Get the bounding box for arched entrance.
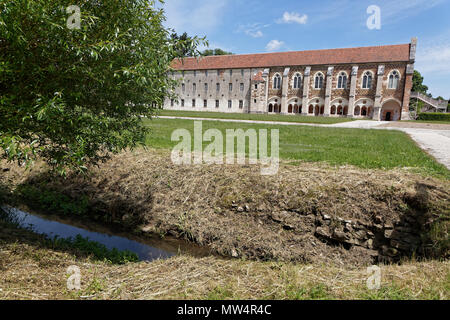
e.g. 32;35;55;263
381;100;401;121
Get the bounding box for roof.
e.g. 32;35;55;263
171;43;411;70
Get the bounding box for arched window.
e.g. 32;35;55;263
362;71;373;89
268;104;273;112
309;105;314;114
193;83;196;93
337;72;347;89
273;74;281;89
293;73;302;89
388;71;400;89
354;106;360;116
331;106;336;114
314;73;324;89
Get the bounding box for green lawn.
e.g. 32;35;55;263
143;118;450;179
156;109;356;124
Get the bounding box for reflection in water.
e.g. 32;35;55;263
2;206;175;261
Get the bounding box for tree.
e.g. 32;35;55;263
0;0;203;174
411;70;428;94
170;32;200;57
201;48;233;56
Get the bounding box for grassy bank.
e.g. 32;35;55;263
143;118;450;179
0;219;448;300
2;149;449;266
157;109;355;124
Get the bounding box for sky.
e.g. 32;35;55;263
161;0;450;100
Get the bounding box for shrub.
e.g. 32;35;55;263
417;113;450;122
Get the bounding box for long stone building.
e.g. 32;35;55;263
166;38;417;121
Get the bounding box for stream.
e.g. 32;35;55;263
1;206;210;262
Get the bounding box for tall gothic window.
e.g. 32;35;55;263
293;73;302;89
192;83;196;93
273;74;281;89
337;72;347;89
314;73;324;89
362;71;373;89
388;70;400;89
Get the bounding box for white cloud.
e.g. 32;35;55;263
236;23;267;38
277;12;308;25
163;0;228;35
266;40;284;51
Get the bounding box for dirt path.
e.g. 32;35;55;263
158;116;450;170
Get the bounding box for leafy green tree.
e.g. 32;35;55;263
411;70;428;94
201;48;233;56
170;32;201;57
0;0;203;173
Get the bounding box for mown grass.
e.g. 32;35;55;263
143;118;450;179
1;219;448;300
156;109;355;124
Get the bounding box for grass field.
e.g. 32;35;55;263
156;109;356;124
143;118;450;178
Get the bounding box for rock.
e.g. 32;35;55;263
384;229;394;239
323;214;331;220
231;248;239;258
316;226;332;238
237;206;244;212
244;205;250;212
333;230;350;241
374;215;383;224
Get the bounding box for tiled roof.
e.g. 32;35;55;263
171;43;411;70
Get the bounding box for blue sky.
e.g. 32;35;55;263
162;0;450;99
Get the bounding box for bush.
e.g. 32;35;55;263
417;113;450;122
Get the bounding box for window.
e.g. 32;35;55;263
182;71;185;77
192;99;196;107
273;74;281;89
254;99;257;103
388;70;400;89
240;83;244;92
181;99;185;107
314;73;324;89
228;100;232;108
229;83;233;92
205;70;208;76
192;83;196;93
204;100;207;108
204;83;208;91
216;83;220;92
193;70;196;77
362;71;373;89
229;69;233;76
293;73;302;89
170;99;174;107
254;84;258;90
217;70;220;76
337;72;347;89
182;83;185;93
239;100;243;109
215;100;219;108
241;69;244;76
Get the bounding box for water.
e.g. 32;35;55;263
1;206;207;262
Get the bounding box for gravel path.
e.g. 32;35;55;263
158;116;450;169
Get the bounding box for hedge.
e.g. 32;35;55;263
417;112;450;122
